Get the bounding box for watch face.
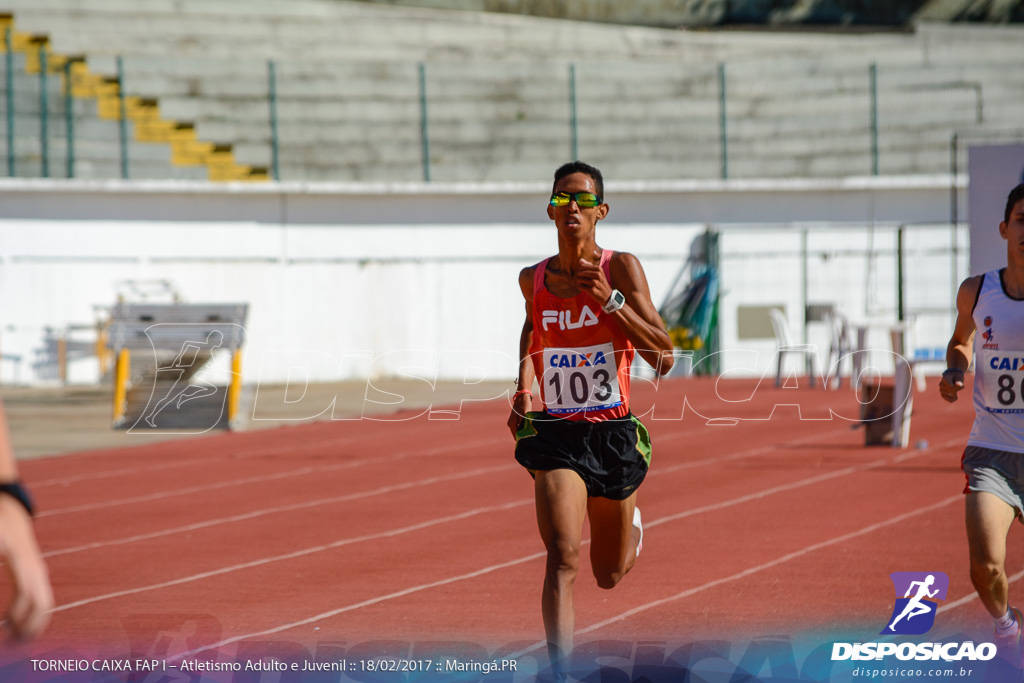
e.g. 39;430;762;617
605;290;625;312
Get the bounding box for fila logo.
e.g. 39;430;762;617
542;306;599;331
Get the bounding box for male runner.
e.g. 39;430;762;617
940;182;1024;657
506;161;675;675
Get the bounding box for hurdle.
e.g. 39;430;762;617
106;302;248;430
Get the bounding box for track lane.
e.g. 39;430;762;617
4;378;982;659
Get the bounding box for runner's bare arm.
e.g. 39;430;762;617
508;267;537;436
0;400;53;640
940;275;981;403
576;252;674;374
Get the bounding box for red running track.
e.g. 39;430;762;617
1;376;1013;666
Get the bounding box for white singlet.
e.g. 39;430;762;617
967;269;1024;454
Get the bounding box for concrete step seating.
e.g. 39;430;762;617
0;13;268;180
0;0;1023;182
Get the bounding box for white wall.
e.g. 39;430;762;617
0;175;966;386
968;143;1024;277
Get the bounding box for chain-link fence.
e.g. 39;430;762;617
713;221;969;379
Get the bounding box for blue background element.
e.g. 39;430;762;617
885;597;938;635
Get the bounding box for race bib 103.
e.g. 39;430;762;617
542;343;621;415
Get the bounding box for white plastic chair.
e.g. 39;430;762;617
823;310;852;389
768;308;818;388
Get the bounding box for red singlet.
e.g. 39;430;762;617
529;249;635;422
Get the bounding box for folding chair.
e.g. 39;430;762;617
768;308;818;388
823;310;853;389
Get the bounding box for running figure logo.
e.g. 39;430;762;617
882;572;949;635
143;330;224;427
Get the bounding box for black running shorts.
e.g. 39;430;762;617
513;411;651;500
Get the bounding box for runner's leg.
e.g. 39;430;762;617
534;469;588;671
966;491;1017;618
587;491;640;589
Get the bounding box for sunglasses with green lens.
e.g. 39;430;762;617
549;192;602;208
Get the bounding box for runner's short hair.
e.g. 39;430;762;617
553;161;604;199
1005;183;1024;224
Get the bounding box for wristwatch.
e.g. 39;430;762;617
603;289;626;314
0;481;35;516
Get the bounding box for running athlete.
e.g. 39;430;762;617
0;398;53;639
941;183;1024;658
506;161;675;676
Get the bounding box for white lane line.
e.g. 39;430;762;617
937;568;1024;615
42;423;894;560
43;463;518;558
33;458;223;488
30;432;505;488
39;421;847;557
507;493;965;659
577;495;962;635
648;437;964;528
38;466;321;517
26;397;830;491
649;425;882;478
156;435;957;657
36;436;506;518
52;499;533;613
167;549;550;662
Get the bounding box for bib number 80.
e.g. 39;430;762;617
997;374;1018;407
984;373;1024;413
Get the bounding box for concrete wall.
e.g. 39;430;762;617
0;175;966;388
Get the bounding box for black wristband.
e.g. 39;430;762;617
942;368;964;379
0;481;35;516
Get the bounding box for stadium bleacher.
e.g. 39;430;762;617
0;0;1022;182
